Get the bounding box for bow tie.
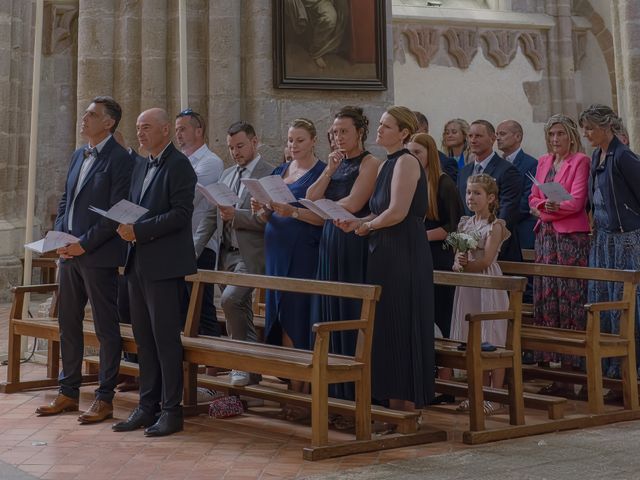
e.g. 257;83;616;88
83;147;97;159
148;157;161;168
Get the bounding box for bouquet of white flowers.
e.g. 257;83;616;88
442;231;480;253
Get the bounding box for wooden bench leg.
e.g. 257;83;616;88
507;366;525;426
621;351;639;411
6;323;21;385
585;351;605;414
354;371;372;441
47;340;60;379
467;360;485;431
183;362;198;409
311;377;329;447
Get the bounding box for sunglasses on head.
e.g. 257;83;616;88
177;108;203;129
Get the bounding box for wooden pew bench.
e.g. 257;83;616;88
499;261;640;414
431;271;527;441
180;270;448;460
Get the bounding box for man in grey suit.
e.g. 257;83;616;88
194;121;273;387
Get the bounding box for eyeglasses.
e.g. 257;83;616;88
177;108;204;130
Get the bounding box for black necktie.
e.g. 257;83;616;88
233;167;247;194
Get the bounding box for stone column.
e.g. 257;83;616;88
613;0;640;152
77;0;115;143
140;0;167;110
545;0;577;118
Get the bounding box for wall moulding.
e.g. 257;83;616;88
402;25;440;67
481;29;518;67
444;27;478;69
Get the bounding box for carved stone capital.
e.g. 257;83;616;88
444;28;478;69
402;25;440;68
481;30;518;68
573;30;588;71
519;31;545;71
393;24;406;65
43;3;79;55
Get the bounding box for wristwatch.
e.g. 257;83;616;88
292;208;300;219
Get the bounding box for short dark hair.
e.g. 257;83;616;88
92;96;122;133
227;121;256;138
471;119;495;136
176;108;206;136
413;111;429;129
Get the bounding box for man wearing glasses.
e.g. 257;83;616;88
175;109;224;338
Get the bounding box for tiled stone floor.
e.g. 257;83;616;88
1;300;637;480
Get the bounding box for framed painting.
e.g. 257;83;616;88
273;0;388;90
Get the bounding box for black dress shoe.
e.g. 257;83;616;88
429;394;456;405
112;406;156;432
144;411;184;437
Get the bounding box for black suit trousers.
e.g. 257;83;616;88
57;259;121;401
127;253;184;414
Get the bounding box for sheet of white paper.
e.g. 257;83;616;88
539;182;574;202
298;199;356;221
240;178;272;205
298;199;332;220
25;231;79;254
258;175;297;204
196;183;241;207
526;172;573;202
89;199;148;224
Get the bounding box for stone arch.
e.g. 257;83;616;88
572;0;617;106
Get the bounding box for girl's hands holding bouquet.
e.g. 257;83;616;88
453;252;468;272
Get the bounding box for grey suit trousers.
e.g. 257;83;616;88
219;248;258;343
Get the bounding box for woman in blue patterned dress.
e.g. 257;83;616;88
306;106;381;401
580;105;640;380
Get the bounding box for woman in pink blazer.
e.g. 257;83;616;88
529;114;591;396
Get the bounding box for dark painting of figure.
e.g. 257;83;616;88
275;0;386;90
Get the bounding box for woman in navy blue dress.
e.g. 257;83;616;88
306;106;381;401
339;106;435;411
254;118;325;363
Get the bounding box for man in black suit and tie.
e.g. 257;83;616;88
113;108;197;437
414;110;458;182
457;119;524;261
36;96;132;423
496;120;538;250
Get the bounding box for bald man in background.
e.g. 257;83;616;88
114;108;197;437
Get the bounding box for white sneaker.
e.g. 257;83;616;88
196;387;223;403
229;370;251;387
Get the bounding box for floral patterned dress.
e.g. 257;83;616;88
533;165;590;367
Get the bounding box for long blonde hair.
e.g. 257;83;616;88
467;173;499;223
409;133;441;221
543;114;583;155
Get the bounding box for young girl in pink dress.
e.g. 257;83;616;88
450;173;511;414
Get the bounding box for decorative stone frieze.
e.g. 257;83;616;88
402;25;440;68
43;3;78;55
444;27;478;69
481;29;519;67
519;31;545;71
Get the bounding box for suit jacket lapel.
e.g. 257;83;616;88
482;153;500;177
555;155;573;183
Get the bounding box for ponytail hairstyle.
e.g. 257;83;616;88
468;173;500;223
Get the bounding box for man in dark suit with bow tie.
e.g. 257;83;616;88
36;96;132;423
114;108;197;437
457;119;524;261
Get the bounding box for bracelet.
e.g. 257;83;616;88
323;169;333;179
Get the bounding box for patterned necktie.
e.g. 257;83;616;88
474;163;483;175
232;167;247;194
83;147;97;159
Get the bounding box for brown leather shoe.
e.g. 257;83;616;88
35;393;79;416
77;398;113;424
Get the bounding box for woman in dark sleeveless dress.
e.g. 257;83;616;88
306;106;381;401
339;106;436;411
